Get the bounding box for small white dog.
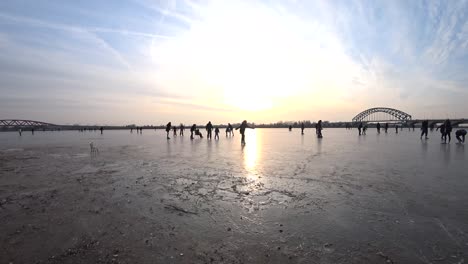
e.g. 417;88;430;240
90;142;99;154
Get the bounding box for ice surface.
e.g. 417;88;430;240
0;128;467;263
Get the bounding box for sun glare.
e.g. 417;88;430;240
150;1;366;116
242;129;260;180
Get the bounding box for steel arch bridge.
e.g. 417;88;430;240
352;107;412;122
0;119;57;127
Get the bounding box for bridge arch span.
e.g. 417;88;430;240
352;107;412;122
0;119;57;127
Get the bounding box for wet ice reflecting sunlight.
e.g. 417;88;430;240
242;129;260;181
1;128;468;262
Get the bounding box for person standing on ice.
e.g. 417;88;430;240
301;122;305;135
214;127;220;140
376;122;381;134
235;120;254;144
206;121;213;140
228;123;234;137
444;119;452;143
190;124;196;140
179;124;184;136
420;120;429;140
316;120;323;138
165;122;172;139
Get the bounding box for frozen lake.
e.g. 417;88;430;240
0;128;467;263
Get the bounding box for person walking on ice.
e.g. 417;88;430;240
235;120;254;144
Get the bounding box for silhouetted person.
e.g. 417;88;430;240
384;123;389;133
190;124;196;140
195;129;203;138
18;128;22;136
376;122;381;134
226;123;234;137
31;128;34;135
235;120;254;144
316;120;323;138
100;127;103;134
166;122;172;139
228;123;234;137
173;126;177;136
289;125;292;131
214;127;220;140
206;121;213;140
444;119;452;143
301;123;305;135
437;123;445;142
179;124;184;136
412;123;415;131
456;129;466;143
395;125;398;134
358;122;363;135
363;125;367;135
420;120;429;139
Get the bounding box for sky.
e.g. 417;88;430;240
0;0;467;125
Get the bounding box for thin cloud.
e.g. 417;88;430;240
0;1;467;123
89;27;172;39
0;13;132;69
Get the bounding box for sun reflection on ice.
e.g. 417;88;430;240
242;129;261;181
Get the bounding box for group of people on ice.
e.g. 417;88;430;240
163;119;465;144
434;119;466;144
165;120;254;144
355;119;466;144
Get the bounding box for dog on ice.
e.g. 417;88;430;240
89;142;99;154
